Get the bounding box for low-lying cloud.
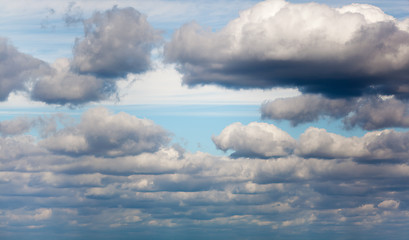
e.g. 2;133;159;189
2;110;409;239
40;107;170;157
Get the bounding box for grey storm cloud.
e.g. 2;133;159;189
262;94;409;130
72;6;161;78
40;107;170;157
165;0;409;98
0;38;47;101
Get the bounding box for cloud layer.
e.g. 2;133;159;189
262;94;409;130
2;110;409;239
165;0;409;98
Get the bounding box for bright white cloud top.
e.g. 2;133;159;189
1;1;409;240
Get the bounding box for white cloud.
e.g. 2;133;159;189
212;122;296;158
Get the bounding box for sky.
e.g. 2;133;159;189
1;0;409;239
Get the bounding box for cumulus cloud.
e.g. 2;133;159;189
31;58;114;105
165;0;409;98
2;114;409;239
72;6;160;78
214;122;409;162
212;122;296;158
0;117;34;136
0;38;47;101
296;127;409;161
262;94;409;130
261;94;357;126
40;107;170;157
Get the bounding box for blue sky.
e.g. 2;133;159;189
1;0;409;239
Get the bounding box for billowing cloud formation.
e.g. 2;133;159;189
0;38;46;101
262;94;409;130
165;0;409;98
212;122;296;158
214;121;409;162
72;6;160;78
40;107;169;157
2;112;409;239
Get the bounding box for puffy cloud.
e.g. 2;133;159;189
214;122;409;162
32;7;160;105
212;122;296;158
165;0;409;98
261;94;357;126
31;58;114;105
378;199;400;209
72;7;160;78
0;117;34;136
296;126;409;162
262;94;409;130
40;107;170;157
0;38;46;101
1;118;409;239
343;96;409;130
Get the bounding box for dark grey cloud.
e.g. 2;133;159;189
262;94;409;130
72;6;161;78
165;0;409;99
0;38;47;101
40;107;170;157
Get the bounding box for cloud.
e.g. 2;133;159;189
0;117;34;136
214;122;409;162
296;127;409;162
165;0;409;98
212;122;296;158
343;96;409;130
31;58;114;105
72;6;161;78
0;38;47;101
261;94;357;126
40;107;170;157
378;199;400;209
262;94;409;130
2;115;409;239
